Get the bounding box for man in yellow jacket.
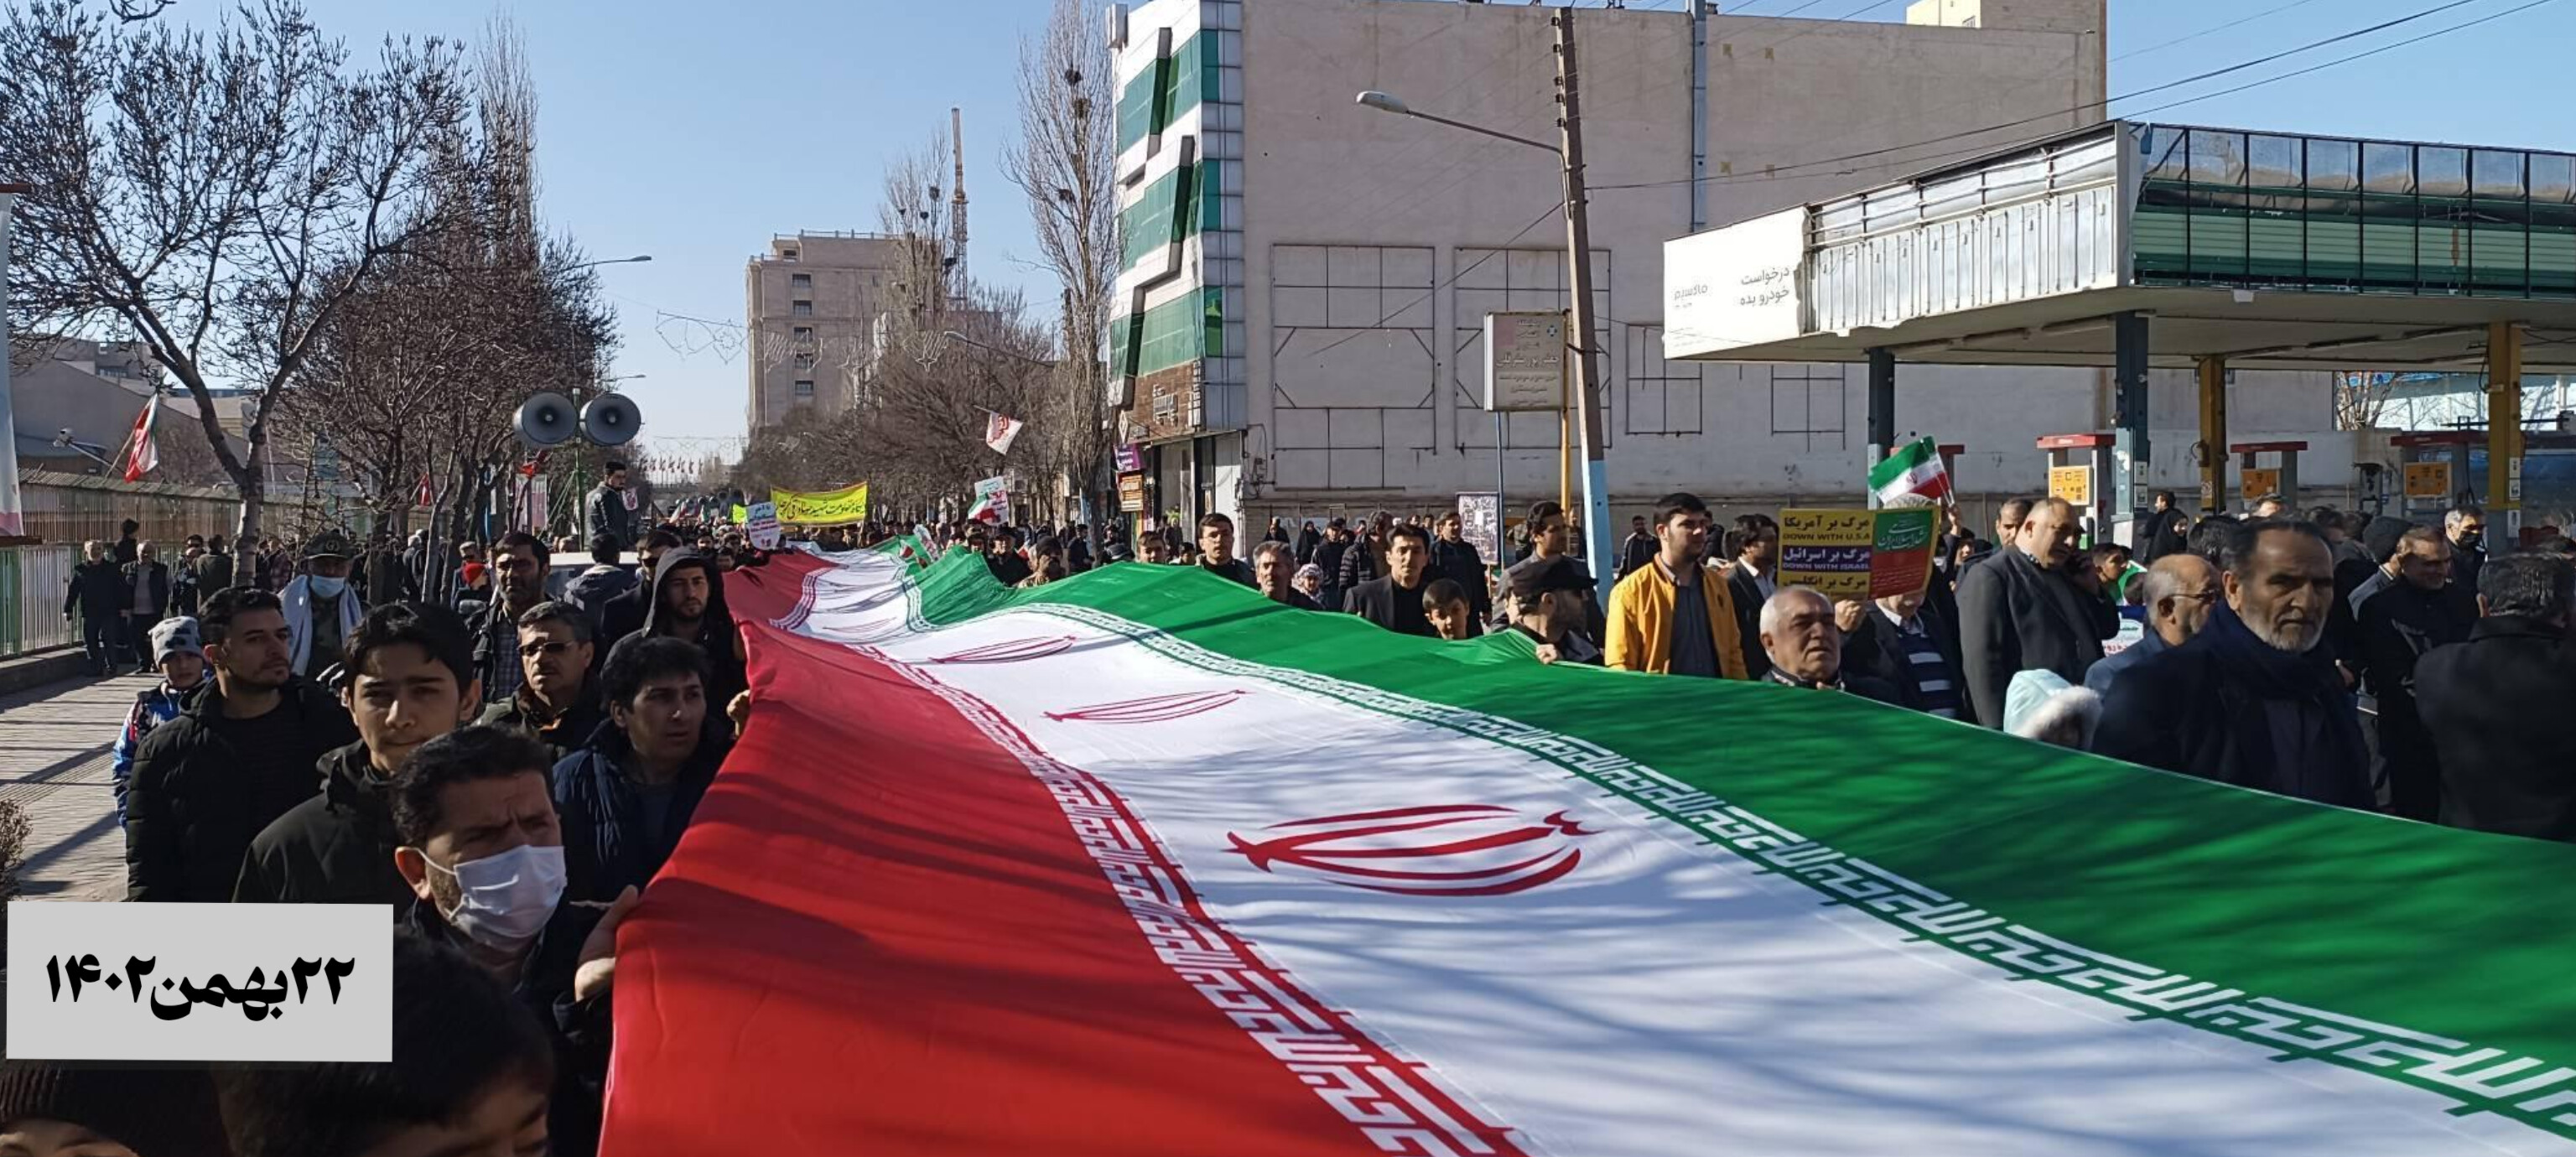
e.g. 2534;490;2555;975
1607;492;1749;678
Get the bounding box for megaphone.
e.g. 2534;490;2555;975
517;392;577;447
580;394;642;447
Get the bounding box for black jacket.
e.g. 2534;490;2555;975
1337;537;1382;591
553;719;730;903
232;741;414;911
1619;532;1656;578
1198;557;1256;588
1955;548;2115;729
192;550;236;597
121;560;170;615
1726;567;1772;679
126;678;360;902
1430;537;1491;620
2418;616;2576;842
1841;602;1971;723
585;483;634;552
2356;580;2472;816
407;895;611;1156
64;559;124;621
626;550;748;708
1344;574;1437;638
480;686;609;763
2095;604;2373;809
1313;537;1352;589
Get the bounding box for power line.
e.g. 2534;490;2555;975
1595;0;2530;193
2111;0;2329;63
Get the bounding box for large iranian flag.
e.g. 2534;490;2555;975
604;545;2576;1156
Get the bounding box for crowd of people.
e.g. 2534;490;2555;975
23;474;2576;1154
954;492;2576;844
35;458;790;1154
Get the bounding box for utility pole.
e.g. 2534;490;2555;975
1555;9;1615;607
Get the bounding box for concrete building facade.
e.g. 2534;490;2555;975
745;232;908;433
1106;0;2345;535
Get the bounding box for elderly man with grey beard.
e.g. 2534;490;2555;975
2094;519;2372;809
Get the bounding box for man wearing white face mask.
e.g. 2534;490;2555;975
393;725;634;1157
279;530;365;682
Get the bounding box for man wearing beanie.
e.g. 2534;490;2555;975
110;617;209;832
0;1061;228;1156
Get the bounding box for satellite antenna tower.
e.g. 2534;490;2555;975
949;106;969;309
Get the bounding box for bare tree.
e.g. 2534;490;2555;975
1004;0;1118;538
0;0;471;540
2334;371;2397;431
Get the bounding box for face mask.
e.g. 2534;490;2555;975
424;843;566;952
307;575;347;599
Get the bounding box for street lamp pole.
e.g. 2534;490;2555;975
1355;11;1616;606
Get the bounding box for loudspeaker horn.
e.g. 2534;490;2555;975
580;393;642;447
517;392;577;447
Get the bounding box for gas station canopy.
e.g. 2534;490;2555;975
1665;121;2576;372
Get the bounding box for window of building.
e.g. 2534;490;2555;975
792;325;814;343
792;300;813;318
791;272;812;292
782;248;799;262
793;379;816;399
793;351;816;371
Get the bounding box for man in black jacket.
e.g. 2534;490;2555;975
480;601;607;759
121;540;172;676
1618;515;1656;580
1724;514;1781;679
1758;588;1902;703
1254;542;1319;610
1194;513;1256;587
234;603;481;908
126;588;359;901
585;459;636;553
1840;578;1967;721
554;636;731;902
1312;518;1353;610
595;527;682;646
394;726;626;1155
2096;520;2372;808
1955;496;2116;729
1430;509;1491;623
2418;553;2576;841
64;539;123;676
1346;524;1438;638
2355;525;2471;820
621;549;748;710
2446;505;2488;603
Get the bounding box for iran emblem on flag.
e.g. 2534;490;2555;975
1868;437;1950;506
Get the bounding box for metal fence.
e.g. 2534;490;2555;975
0;543;76;659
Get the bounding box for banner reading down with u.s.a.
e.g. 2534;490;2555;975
767;481;867;525
603;542;2576;1156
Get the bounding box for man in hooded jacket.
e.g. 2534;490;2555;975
619;548;748;709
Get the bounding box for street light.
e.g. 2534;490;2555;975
1356;79;1614;607
571;255;652;271
1355;91;1557;155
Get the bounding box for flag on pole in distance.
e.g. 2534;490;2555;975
119;394;160;482
984;411;1025;456
1868;436;1950;506
605;547;2576;1156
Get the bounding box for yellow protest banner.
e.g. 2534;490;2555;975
771;481;870;525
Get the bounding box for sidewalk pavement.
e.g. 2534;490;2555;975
0;669;153;902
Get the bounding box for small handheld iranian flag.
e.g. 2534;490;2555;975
1868;437;1950;506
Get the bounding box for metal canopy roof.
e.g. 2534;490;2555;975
1662;121;2576;372
1711;285;2576;371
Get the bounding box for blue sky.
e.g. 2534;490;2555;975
245;0;2576;452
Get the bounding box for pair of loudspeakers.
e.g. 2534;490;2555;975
517;392;641;447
